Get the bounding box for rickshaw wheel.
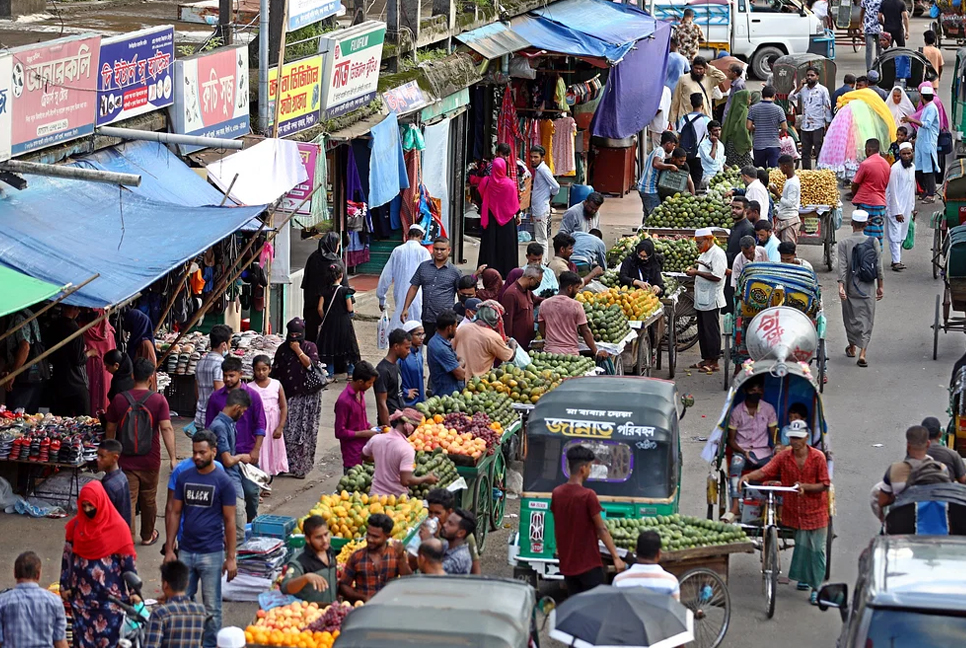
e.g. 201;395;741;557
489;447;507;532
825;517;835;580
817;339;827;393
473;472;491;552
675;292;700;352
933;226;943;280
934;293;942;361
679;567;731;648
636;332;652;377
764;526;779;619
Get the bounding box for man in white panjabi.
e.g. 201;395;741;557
377;223;432;332
884;142;916;272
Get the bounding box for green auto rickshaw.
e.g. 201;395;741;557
508;376;689;586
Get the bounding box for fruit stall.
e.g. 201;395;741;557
245;600;359;648
575;286;664;376
768;168;842;271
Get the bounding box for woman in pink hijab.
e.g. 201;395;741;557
910;81;949;132
477;156;521;279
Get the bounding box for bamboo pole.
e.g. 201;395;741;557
219;173;240;207
0;295;139;389
0;274;99;344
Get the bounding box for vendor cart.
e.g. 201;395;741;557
657;284;688;378
455;419;522;551
931;0;966;49
829;0;862;53
622;305;665;377
797;204;841;271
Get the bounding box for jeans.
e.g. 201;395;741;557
241;472;259;522
729;451;771;499
865;33;882;71
182;549;223;648
126;468;160;542
753;147;780;169
640;191;661;223
800;128;825;170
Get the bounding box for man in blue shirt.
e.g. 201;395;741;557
572;230;607;273
165;430;238;648
0;552;68;648
664;36;690;92
164;457;225;555
427;310;465;398
207;389;252;545
755;220;782;261
97;438;131;525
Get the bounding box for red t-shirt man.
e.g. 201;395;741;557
550;446;625;593
851;152;891;207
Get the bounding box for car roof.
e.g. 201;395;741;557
868;535;966;612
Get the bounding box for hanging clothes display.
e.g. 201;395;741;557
422;118;452;233
552;116;577;177
346;147;370;267
539;120;556;174
497;90;523;166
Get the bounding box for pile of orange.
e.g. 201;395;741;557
409;416;488;458
244;626;339;648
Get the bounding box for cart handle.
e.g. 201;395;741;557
743;483;801;493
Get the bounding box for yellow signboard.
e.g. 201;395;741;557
268;55;322;137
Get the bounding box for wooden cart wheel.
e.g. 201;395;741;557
934;225;943;280
679;567;731;648
637;330;652;377
489;447;507;532
718;470;729;520
472;471;491;552
824;214;835;271
825;516;835;581
613;352;625;376
934;293;941;360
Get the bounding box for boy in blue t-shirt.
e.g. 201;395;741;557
778;402;813;448
165;430;238;648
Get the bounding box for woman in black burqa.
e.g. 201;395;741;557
301;232;350;342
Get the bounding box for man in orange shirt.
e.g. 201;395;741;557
453;301;516;377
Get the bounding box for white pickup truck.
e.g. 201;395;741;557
653;0;827;80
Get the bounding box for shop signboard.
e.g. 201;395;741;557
0;54;12;161
381;81;430;115
96;26;175;126
279;142;320;214
10;34;101;156
288;0;343;30
268;55;322;137
171;44;250;154
420;88;469;122
318;21;385;119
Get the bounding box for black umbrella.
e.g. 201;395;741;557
549;585;694;648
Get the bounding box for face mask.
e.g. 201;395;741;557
746;393;761;405
84;508;97;519
458;294;469;304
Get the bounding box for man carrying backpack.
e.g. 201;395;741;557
876;425;951;517
105;358;177;546
836;209;884;368
676;92;711;191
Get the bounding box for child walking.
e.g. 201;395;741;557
316;263;361;383
251;354;288;479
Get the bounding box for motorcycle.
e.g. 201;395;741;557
107;571;150;648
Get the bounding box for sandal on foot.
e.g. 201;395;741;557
809;591;819;605
688;362;709;370
796;582;811;591
857;358;868;367
142;529;160;546
845;346;856;358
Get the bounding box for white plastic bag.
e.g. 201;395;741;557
377;311;390;350
510;342;531;368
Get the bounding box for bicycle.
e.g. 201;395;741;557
742;483;801;619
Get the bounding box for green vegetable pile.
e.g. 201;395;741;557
411;450;459;498
337;463;375;494
653;237;700;273
530;352;596;376
709;165;743;192
606;514;749;553
415;391;517;427
582;302;631;343
647;193;731;229
600;268;620;288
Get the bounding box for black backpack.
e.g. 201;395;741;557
850;236;879;284
118;391;155;456
679;114;702;157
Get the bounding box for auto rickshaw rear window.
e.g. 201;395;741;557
561;440;633;483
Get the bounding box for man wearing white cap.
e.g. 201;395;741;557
740;420;829;605
836;209;884;367
902;85;941;203
377;223;431;332
885;142;916;271
686;229;727;372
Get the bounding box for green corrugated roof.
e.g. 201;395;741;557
0;266;65;317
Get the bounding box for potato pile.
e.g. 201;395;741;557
768;168;839;207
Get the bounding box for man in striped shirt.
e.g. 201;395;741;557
638;131;679;224
612;530;680;599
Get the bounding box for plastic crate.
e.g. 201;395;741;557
251;515;296;539
656;169;690;195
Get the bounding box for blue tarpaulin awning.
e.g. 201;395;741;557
0;167;266;308
455;22;531;59
509;15;633;62
531;0;658;46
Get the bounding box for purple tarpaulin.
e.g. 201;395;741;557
591;22;672;139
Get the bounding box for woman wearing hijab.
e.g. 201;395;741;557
60;481;138;648
121;310;155;365
477;157;521;279
476;268;504;302
271;318;324;479
618;239;665;295
83;311;116;414
301;233;349;342
722;89;754;168
887;86;915;127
